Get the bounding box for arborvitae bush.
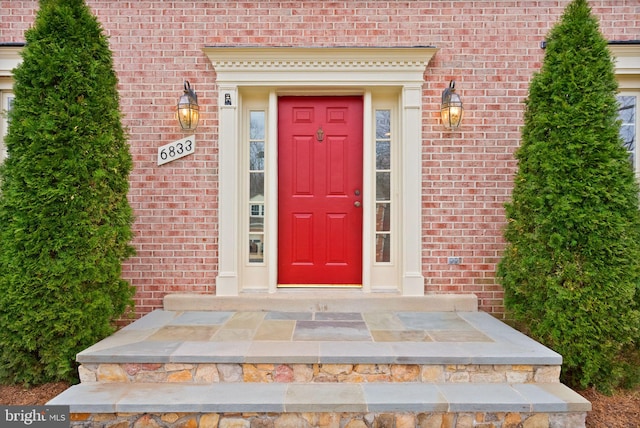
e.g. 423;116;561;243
0;0;135;385
498;0;640;393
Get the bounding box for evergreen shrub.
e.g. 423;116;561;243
0;0;135;385
498;0;640;393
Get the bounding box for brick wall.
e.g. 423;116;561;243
2;1;638;319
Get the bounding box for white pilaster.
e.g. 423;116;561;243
401;85;425;296
215;86;239;296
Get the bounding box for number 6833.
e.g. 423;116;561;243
160;139;193;160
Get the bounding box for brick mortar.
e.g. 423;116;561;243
81;363;561;384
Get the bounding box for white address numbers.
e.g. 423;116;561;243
157;135;195;166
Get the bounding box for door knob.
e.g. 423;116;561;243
354;201;361;207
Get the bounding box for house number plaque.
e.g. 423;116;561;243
158;135;195;165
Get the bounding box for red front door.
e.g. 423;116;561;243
278;96;363;285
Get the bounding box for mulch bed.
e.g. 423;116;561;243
0;382;70;406
579;387;640;428
0;382;638;427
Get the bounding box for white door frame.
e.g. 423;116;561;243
204;47;437;296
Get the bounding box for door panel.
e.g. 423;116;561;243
291;214;313;263
278;96;363;285
293;136;314;194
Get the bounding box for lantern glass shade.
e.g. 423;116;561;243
178;81;199;130
441;83;463;129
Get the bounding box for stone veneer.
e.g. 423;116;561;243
80;363;561;385
69;411;586;428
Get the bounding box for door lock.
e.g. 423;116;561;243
354;201;361;207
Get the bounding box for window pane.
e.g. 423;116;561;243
617;95;636;164
376;172;391;201
618;96;636;123
376;110;390;139
250;172;264;199
376;234;391;263
376;203;391;232
249;233;264;263
621;124;636;155
250;141;265;170
250;111;265;139
376;141;390;170
250;209;264;232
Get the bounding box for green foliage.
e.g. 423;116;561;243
498;0;640;394
0;0;135;385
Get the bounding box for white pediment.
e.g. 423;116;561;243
203;46;438;86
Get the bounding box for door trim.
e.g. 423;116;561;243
204;47;437;296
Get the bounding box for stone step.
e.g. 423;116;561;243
48;382;590;427
73;309;565;386
163;293;478;313
75;310;562;367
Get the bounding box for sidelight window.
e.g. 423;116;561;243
375;109;392;263
248;110;266;263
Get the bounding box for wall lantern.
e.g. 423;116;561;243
177;80;199;131
440;80;463;129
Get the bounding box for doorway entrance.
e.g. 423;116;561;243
205;46;435;296
277;96;363;286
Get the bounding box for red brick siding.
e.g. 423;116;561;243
2;1;638;319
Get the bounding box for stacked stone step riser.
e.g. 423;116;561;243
79;362;562;385
69;411;586;428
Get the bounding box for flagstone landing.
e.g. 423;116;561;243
49;293;591;427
